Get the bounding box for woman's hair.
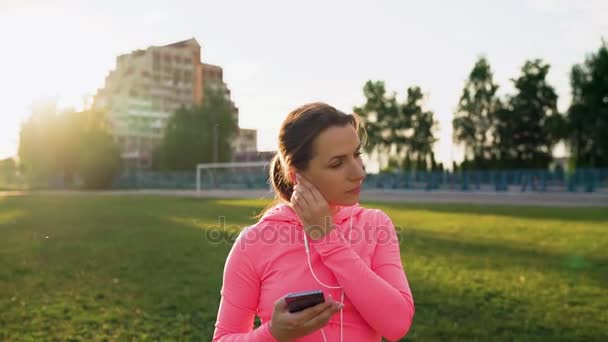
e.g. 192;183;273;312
258;102;366;218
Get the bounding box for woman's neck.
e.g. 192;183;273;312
329;205;341;216
284;201;341;216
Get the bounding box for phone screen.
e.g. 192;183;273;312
285;290;325;313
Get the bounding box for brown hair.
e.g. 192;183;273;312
258;102;366;218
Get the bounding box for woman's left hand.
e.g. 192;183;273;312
290;173;334;240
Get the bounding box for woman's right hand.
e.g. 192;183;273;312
269;295;343;342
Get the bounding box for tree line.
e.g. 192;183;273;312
6;42;607;189
12;88;235;189
355;41;608;172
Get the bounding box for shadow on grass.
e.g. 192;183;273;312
365;201;608;223
398;226;608;288
406;276;606;342
1;195;606;341
197;196;608;223
0;195;248;340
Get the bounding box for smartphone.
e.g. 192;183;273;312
285;290;325;313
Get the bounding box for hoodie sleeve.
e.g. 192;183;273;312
212;229;279;342
308;210;415;341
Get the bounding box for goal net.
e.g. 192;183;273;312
195;161;271;192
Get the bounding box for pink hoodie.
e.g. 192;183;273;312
212;203;414;341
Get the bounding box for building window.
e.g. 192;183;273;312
153;52;160;70
173;70;181;85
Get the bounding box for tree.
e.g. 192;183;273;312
0;158;17;187
18;101;61;184
355;81;438;171
453;57;501;169
567;41;608;167
76;109;122;189
353;81;397;169
402;87;438;171
495;59;565;169
156;87;237;170
18;104;121;189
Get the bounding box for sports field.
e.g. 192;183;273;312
1;194;606;341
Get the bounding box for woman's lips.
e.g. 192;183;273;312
346;186;361;194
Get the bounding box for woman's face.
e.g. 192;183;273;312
297;124;366;207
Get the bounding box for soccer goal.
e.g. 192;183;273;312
195;161;270;192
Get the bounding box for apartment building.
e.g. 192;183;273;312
93;38;252;168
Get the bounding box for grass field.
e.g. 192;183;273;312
1;194;607;341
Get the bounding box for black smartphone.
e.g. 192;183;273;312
285;290;325;313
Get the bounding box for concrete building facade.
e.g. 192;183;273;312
93;38;254;168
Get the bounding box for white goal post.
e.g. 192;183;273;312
196;161;270;192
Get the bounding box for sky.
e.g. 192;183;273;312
1;0;607;170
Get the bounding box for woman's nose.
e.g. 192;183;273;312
350;161;366;181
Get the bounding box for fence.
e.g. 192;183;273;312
108;168;608;193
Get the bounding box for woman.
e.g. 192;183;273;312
212;103;414;341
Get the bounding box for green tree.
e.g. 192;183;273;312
495;59;565;169
0;158;18;187
18;102;83;186
402;87;438;171
453;57;500;169
567;41;608;167
18;104;121;189
353;81;395;168
55;110;83;185
355;81;438;171
76;109;122;189
156;88;237;170
18;101;60;184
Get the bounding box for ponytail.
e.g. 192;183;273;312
270;153;294;202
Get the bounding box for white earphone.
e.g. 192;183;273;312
302;206;354;342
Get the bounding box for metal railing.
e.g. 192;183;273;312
3;168;606;192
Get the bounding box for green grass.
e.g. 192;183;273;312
0;195;606;341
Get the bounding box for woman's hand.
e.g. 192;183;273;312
269;294;343;342
290;173;334;240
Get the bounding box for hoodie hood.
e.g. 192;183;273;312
260;202;365;227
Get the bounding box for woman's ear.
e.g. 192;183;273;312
291;172;297;184
288;169;297;184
